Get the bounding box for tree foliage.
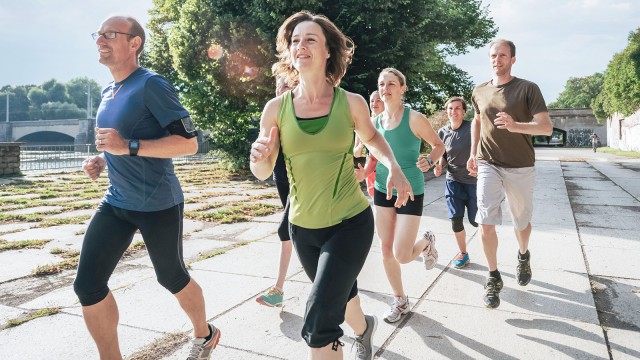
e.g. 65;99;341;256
144;0;496;168
0;78;101;121
548;73;603;109
593;27;640;121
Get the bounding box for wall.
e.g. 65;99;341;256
549;108;606;147
0;143;21;176
607;111;640;152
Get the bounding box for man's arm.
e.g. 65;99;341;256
494;111;553;136
466;113;481;175
95;128;198;158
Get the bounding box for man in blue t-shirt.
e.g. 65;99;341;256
434;97;478;269
73;15;220;360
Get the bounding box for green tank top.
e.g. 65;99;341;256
374;106;424;195
278;88;369;229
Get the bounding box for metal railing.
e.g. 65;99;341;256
19;142;215;171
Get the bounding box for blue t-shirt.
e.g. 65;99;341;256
96;67;189;211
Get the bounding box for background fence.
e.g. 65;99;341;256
19;142;215;171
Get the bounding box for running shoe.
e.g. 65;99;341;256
188;323;221;360
453;252;470;268
383;295;410;323
256;286;284;307
422;231;438;270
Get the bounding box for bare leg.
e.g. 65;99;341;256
480;224;499;271
454;230;467;253
309;344;343;359
82;291;122;360
174;278;209;338
275;240;293;290
514;223;531;255
345;294;366;336
376;207;404;297
391;215;424;264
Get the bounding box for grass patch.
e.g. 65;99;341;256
50;248;81;258
122;241;146;257
195;241;249;262
3;307;60;329
38;215;92;228
0;213;44;223
0;239;51;252
185;203;277;223
249;193;279;200
32;256;80;276
598;147;640;158
126;332;189;360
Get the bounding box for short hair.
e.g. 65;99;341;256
125;16;146;57
445;96;467;112
379;67;407;87
489;39;516;57
272;11;354;87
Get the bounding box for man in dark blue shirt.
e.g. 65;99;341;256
73;15;220;360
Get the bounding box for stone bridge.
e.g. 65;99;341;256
0;118;95;145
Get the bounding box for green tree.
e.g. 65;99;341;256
46;82;69;104
28;87;48;107
0;86;31;121
549;73;604;109
40;102;86;119
145;0;496;168
593;28;640;121
66;77;102;115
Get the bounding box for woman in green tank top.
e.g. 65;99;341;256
249;11;412;360
364;68;445;324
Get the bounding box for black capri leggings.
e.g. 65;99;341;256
73;202;190;306
290;207;374;348
275;180;290;241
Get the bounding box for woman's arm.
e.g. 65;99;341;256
347;92;412;206
250;98;281;181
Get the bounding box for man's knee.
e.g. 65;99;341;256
451;217;465;233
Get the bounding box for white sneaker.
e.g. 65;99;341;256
383;295;410;323
422;231;438;270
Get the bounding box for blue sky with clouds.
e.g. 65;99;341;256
1;0;639;102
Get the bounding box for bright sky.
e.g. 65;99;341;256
1;0;639;102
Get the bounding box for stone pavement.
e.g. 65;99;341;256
1;148;639;359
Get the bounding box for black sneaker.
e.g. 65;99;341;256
483;276;503;309
516;251;532;286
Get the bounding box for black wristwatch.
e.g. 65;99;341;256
129;139;140;156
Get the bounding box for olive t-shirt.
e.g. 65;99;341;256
471;77;548;168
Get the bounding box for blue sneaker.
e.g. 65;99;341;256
453;252;470;268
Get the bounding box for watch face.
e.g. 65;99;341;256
131;140;139;149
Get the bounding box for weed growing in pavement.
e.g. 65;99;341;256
3;307;60;329
0;239;51;252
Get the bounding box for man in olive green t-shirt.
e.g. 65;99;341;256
466;39;553;309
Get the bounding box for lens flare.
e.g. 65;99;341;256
207;44;224;60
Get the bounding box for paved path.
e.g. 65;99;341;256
1;148;639;359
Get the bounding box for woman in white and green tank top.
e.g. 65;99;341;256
249;11;412;360
369;68;445;324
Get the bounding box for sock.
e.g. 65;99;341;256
489;269;501;281
518;250;530;260
203;324;213;341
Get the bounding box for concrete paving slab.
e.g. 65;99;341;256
380;300;609;360
70;269;276;334
122;238;234;268
0;250;61;282
46;208;94;218
0;304;24;325
0;223;32;234
607;328;640;360
3;205;64;215
426;264;598;324
0;312;161;360
188;221;277;243
579;227;640;250
584;246;640;279
190;240;304;280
